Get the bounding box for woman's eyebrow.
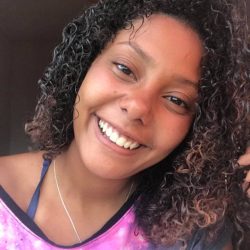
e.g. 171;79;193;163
171;75;199;90
115;41;199;89
116;41;156;65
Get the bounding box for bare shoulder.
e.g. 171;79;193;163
0;151;44;210
0;151;44;185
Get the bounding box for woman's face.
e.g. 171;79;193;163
72;14;203;180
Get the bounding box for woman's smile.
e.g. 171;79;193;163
98;117;141;150
94;114;147;156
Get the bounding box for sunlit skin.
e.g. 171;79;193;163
68;14;203;181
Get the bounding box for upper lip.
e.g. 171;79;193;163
97;115;148;148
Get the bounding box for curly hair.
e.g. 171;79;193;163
25;0;250;248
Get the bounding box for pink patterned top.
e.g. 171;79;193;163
0;158;232;250
0;186;232;250
0;190;151;250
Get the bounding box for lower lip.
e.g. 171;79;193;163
94;116;140;156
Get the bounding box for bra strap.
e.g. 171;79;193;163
26;159;51;219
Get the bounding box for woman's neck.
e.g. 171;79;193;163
55;141;134;206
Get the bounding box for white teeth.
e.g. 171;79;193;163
98;119;140;150
124;141;132;149
110;131;119;142
99;120;104;128
130;142;140;150
106;127;112;137
116;136;126;147
103;123;108;132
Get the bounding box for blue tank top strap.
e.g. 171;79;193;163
26;159;51;219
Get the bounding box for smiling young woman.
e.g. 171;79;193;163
71;15;202;180
0;0;249;249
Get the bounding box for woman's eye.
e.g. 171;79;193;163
116;63;133;75
113;62;136;81
163;94;195;115
167;96;187;108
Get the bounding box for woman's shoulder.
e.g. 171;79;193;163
0;151;44;210
0;151;44;184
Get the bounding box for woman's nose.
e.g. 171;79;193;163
119;91;153;125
